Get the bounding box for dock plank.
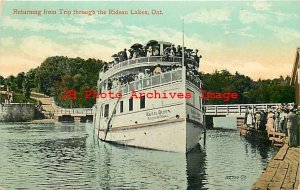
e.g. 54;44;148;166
281;164;297;189
274;144;289;160
252;146;300;190
268;160;280;168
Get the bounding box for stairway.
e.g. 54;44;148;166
30;92;55;119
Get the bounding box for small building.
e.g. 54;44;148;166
291;47;300;106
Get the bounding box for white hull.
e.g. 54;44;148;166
95;119;203;153
93;67;204;153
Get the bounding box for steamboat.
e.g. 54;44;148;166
93;40;204;153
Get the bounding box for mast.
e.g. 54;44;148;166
182;19;185;67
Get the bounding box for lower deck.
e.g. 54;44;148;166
95;117;203;153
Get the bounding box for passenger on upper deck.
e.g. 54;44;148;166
103;63;108;72
112;78;120;88
184;47;191;58
107;79;112;90
141;47;147;57
117;51;124;62
193;49;200;66
128;49;134;59
176;45;182;57
153;46;160;56
145;69;151;78
102;41;202;80
163;47;171;55
123;49;128;60
137;69;145;80
133;51;139;58
153;64;162;75
171;44;176;56
147;48;152;57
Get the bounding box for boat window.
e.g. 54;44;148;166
199;96;202;109
187;89;194;105
129;98;133;111
104;104;109;117
120;101;124;113
140;96;145;109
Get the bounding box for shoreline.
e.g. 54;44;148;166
25;118;55;124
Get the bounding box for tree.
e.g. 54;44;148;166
22;77;31;100
0;75;4;85
200;69;295;104
5;75;17;92
16;72;25;90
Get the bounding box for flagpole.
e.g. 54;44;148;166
182;19;185;67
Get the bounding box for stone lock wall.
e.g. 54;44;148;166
0;103;35;122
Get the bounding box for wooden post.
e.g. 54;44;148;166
203;100;206;146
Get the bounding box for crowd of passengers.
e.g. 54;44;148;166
244;103;299;147
99;41;202;91
102;42;201;73
102;64;179;90
100;63;201;91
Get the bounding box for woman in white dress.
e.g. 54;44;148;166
246;107;254;128
266;109;275;133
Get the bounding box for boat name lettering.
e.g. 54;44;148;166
146;109;171;120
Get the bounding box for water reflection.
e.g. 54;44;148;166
243;136;275;163
186;145;208;190
0;123;276;190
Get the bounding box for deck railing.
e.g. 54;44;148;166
101;56;197;80
204;103;293;116
53;108;93;115
53;103;293;117
105;68;183;95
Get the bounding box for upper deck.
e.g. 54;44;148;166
100;56;198;81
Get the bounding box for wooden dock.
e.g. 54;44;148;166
268;131;287;147
252;144;300;190
239;126;270;143
240;126;287;147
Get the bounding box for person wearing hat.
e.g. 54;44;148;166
287;105;299;147
259;110;267;131
283;109;289;136
266;108;275;133
123;48;128;60
244;106;254;128
274;107;280;132
254;109;262;130
153;64;162;75
279;108;287;133
171;44;176;56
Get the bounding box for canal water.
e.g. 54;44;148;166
0;122;276;190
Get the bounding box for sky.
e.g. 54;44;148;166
0;1;299;80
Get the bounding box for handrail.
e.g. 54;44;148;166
204;103;293;116
205;103;293;107
53;108;93;115
53;103;292;116
101;56;197;80
101;68;183;95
